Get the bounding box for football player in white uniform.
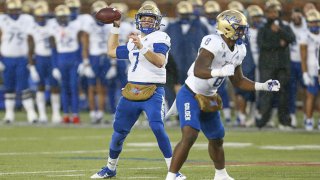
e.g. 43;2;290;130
0;0;38;123
28;1;62;123
300;9;320;131
288;8;308;127
49;5;92;124
91;4;185;179
165;10;280;180
82;1;111;123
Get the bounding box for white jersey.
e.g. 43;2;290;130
0;14;33;57
49;20;82;53
27;21;54;56
126;31;171;84
300;31;320;76
185;34;246;96
248;28;259;65
82;15;111;56
289;23;308;62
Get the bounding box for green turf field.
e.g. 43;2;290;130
0;112;320;180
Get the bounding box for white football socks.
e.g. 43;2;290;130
36;91;47;121
107;157;119;171
4;96;15;121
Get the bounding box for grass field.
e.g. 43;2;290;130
0;111;320;180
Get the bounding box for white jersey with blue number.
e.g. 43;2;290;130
49;19;82;53
82;15;111;56
289;23;308;62
27;21;54;56
126;31;171;84
0;14;33;57
300;31;320;76
185;34;246;96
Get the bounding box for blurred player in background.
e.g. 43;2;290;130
300;9;320;131
0;0;38;123
22;0;34;15
166;1;208;87
28;0;62;123
91;4;185;179
166;9;280;180
82;1;111;124
50;5;93;124
288;8;308;127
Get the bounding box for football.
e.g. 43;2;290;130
95;7;121;24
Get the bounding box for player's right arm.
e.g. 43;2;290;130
194;48;214;79
107;20;121;58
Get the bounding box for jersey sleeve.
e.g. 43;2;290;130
200;35;219;56
116;45;129;59
152;31;171;48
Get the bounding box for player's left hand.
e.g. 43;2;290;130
264;79;280;91
29;65;40;82
128;32;143;49
106;65;117;79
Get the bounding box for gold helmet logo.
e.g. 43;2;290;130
65;0;81;8
91;1;108;14
6;0;22;10
110;3;129;15
204;1;220;14
176;1;193;14
247;5;263;17
55;4;71;16
216;9;248;40
227;1;244;12
34;0;49;16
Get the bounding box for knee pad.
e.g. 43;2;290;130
110;131;128;152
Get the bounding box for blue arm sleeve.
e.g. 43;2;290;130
116;45;129;59
153;43;169;55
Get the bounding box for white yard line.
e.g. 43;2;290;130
0;148;153;156
0;167;163;176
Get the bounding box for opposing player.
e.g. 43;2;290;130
300;9;320;131
91;4;185;179
0;0;38;123
165;10;280;180
28;0;62;123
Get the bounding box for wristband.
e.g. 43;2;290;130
254;82;265;91
210;69;221;77
139;46;149;55
110;27;120;34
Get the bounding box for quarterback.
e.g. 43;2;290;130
91;4;185;179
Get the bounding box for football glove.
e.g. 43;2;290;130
29;65;40;82
255;79;280;91
211;64;234;77
52;68;62;81
303;72;314;86
106;66;117;79
0;61;5;72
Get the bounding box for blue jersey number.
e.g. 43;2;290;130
132;52;139;72
212;77;224;88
